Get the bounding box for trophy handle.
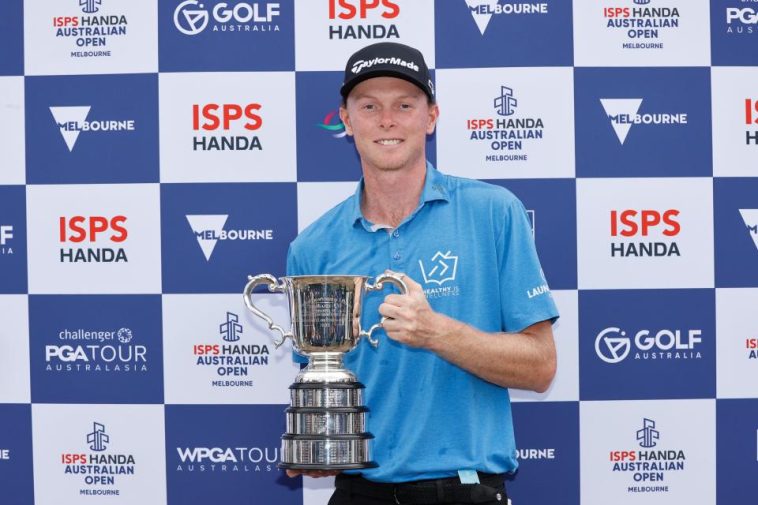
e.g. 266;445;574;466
243;274;292;349
361;272;409;348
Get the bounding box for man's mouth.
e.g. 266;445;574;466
375;139;403;145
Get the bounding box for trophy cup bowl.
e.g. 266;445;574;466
243;273;407;470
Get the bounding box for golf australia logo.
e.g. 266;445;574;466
595;326;702;363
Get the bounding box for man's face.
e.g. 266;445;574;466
339;77;439;174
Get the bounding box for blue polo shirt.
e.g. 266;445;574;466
286;163;559;483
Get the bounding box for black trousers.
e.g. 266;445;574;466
328;474;508;505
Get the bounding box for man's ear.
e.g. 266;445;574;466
339;106;353;136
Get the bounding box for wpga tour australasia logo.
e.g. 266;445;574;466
61;422;137;497
609;418;685;494
191;311;271;388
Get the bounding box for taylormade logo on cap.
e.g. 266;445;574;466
351;57;420;74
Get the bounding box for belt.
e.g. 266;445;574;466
335;472;508;504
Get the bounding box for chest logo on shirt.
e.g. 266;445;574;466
418;250;458;286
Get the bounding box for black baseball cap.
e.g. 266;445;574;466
340;42;435;102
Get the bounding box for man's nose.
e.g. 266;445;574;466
378;108;396;128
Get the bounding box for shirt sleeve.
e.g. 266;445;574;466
498;198;560;332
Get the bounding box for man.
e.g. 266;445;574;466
286;42;559;505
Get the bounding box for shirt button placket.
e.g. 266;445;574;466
390;228;404;270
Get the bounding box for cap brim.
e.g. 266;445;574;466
340;70;433;101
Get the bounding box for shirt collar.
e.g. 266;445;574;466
350;161;450;229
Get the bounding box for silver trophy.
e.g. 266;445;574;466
243;273;407;470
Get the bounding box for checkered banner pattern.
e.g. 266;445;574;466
1;0;757;504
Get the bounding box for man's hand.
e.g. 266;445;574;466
378;273;446;349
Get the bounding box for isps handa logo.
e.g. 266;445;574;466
602;1;681;51
52;0;128;59
609;418;685;494
46;327;148;373
59;215;128;263
61;422;136;497
173;0;281;36
595;327;702;363
175;445;278;472
610;208;681;258
327;0;400;41
745;99;758;146
466;85;545;163
191;312;270;388
192;103;263;151
50;106;136;152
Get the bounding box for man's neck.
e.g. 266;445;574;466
360;161;427;229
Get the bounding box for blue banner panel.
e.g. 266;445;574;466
488;178;577;290
711;0;758;66
579;289;716;401
435;0;573;68
508;402;579;505
161;182;297;292
714;178;758;288
295;70;436;182
716;399;758;505
29;295;164;403
0;185;27;293
25;73;159;184
575;67;712;178
0;405;34;504
0;0;23;75
159;0;295;71
165;404;301;505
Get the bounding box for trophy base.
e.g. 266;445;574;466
278;461;378;470
281;433;375;469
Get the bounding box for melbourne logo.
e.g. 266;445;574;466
191;312;270;388
185;215;274;261
0;225;14;256
61;422;136;497
0;448;9;461
600;98;687;145
595;327;702;363
192;103;263;151
602;1;680;50
609;418;686;494
49;106;136;152
328;0;400;40
745;99;758;145
467;85;545;163
46;325;148;373
465;0;549;35
175;445;278;472
610;209;681;257
726;7;758;35
317;110;347;138
59;215;128;263
173;0;281;36
739;209;758;251
52;0;128;59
